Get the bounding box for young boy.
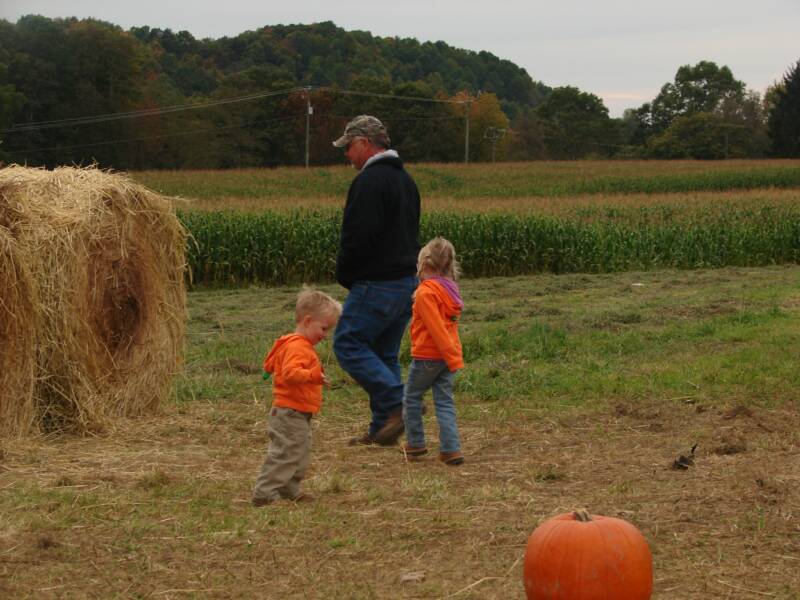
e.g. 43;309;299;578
252;288;342;506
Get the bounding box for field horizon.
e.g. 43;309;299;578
134;159;800;205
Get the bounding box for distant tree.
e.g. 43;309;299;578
763;82;783;115
471;92;511;162
768;59;800;157
0;60;25;163
624;61;770;156
384;81;457;163
646;112;755;159
1;16;155;168
621;104;653;147
448;91;509;162
649;61;745;132
716;90;769;157
209;68;302;168
506;108;547;160
536;86;617;159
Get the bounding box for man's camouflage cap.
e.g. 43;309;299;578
332;115;389;147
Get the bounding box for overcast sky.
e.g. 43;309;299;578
2;1;798;117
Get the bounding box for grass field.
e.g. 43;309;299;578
2;266;799;599
2;161;799;598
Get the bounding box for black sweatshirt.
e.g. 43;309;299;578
336;155;421;289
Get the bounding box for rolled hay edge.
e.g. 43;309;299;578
0;165;188;436
0;223;38;437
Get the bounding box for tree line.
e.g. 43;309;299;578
1;15;798;168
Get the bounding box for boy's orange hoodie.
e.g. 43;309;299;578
410;278;464;372
263;334;324;414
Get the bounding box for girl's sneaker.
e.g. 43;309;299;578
438;451;464;466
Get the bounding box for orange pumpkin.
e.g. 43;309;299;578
523;509;653;600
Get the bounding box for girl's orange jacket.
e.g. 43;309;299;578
263;334;324;414
409;279;464;372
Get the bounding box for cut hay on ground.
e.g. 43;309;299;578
0;209;37;437
0;165;187;435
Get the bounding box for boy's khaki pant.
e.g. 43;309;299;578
252;407;312;503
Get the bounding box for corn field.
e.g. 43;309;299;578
180;206;800;286
160;161;800;286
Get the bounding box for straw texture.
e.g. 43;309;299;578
0;165;187;435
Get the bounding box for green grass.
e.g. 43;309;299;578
179;266;800;411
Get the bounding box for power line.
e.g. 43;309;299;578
2;85;467;135
3;90;481;167
2;87;306;134
4;114;303;155
5;110;464;156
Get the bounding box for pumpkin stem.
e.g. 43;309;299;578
573;509;592;522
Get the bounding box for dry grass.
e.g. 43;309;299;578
0;165;187;435
172;188;800;216
2;266;800;598
0;397;797;598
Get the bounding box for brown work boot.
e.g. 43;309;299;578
348;432;378;446
374;411;404;446
438;451;464;466
401;444;428;458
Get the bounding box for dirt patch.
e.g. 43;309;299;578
723;404;754;420
35;534;59;551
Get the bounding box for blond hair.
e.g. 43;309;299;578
417;237;460;280
295;287;342;322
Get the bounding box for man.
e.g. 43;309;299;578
332;115;421;446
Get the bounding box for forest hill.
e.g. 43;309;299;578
1;17;798;168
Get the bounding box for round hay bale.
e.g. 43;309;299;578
0;199;38;437
0;165;187;434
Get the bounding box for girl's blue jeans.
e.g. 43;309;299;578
402;359;461;453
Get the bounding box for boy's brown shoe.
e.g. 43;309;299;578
438;451;464;466
401;444;428;458
251;496;275;507
374;411;404;446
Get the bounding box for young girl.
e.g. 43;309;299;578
402;237;465;465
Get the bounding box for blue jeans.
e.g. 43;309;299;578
334;277;416;437
403;359;461;453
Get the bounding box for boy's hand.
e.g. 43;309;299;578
322;374;332;387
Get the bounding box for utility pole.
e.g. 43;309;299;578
484;126;507;163
304;87;312;168
464;91;482;164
